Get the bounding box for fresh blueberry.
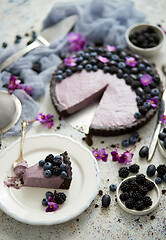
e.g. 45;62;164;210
158;132;166;141
90;52;97;57
111;54;119;61
93;65;98;71
153;75;160;84
2;42;7;48
61;171;68;179
129;136;137;145
163;174;166;182
123;73;129;79
39;160;45;167
155;177;162;184
54;155;62;161
138;63;145;71
57;70;63;75
145;66;151;73
134;112;141;119
136;96;141;102
85;64;92;72
43;162;52;170
138;73;143;79
102;194;111;208
56;74;63;82
15;38;21;44
106;51;112;58
163;138;166;149
66;69;72;76
118;62;126;69
151;88;159;96
46;191;54;199
109;184;117;192
143;101;151;110
60;163;69;172
77;64;83;71
163;128;166;133
62;73;67;79
146;164;156;177
84;52;90;59
44;169;52;178
131;131;139;139
42;198;48;206
77;50;84;57
139;146;149;158
122;139;130;147
77;56;84;63
103;66;109;73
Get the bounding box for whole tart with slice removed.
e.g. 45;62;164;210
50;46;163;136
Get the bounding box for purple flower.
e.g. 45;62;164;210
111;148;133;164
107;45;116;52
46;121;54;129
45;114;54;123
24;85;33;96
36;113;46;124
64;56;78;66
8;75;22;94
67;32;86;52
147;97;158;108
110;147;121;162
140;74;152;86
125;57;137;67
98;56;109;63
161;114;166;124
92;148;108;162
46;201;58;212
118;151;133;164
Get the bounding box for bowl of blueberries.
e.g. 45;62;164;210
125;23;165;57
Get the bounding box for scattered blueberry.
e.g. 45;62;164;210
85;64;92;72
44;169;52;178
158;132;166;141
2;42;7;48
42;198;48;206
121;139;130;147
39;160;45;167
163;174;166;182
46;191;54;199
155;177;162;184
109;184;117;192
139;146;149;158
129;136;137;145
146;164;156;177
131;131;139;139
61;171;68;179
43;162;52;170
102;194;111;208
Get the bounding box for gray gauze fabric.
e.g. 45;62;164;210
0;0;145;136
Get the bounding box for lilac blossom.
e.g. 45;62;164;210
92;148;108;162
140;74;152;86
125;57;137;67
64;56;78;66
147;97;158;108
98;55;109;63
161;114;166;124
107;45;116;52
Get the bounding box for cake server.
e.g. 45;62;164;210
0;15;77;72
147;88;166;161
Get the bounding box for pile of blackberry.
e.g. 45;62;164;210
129;27;160;49
39;153;70;179
118;164;140;178
119;174;153;211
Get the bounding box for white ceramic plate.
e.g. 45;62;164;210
0;134;100;225
117;176;160;215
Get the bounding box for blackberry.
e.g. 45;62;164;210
45;154;54;163
119;192;130;201
52;159;62;167
54;192;67;204
143;196;153;207
118;167;129;178
156;164;166;176
135;200;145;211
120;181;130;192
130;181;139;191
138;186;148;196
52;166;61;176
144;180;155;191
129;164;140;173
132;191;143;201
136;174;146;185
125;198;135;209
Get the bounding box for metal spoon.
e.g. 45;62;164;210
12;120;28;168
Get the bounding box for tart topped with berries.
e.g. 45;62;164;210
50;45;163;136
13;151;72;189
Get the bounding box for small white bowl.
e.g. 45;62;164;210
125;23;165;57
117;176;160;215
